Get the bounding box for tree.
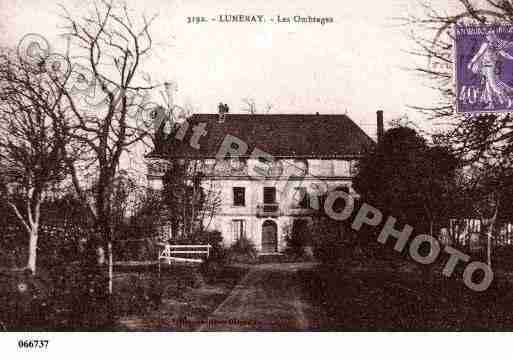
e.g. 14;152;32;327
38;193;94;267
0;49;69;274
310;186;357;263
418;145;461;235
353;125;460;235
161;159;221;242
124;190;163;239
404;1;513;187
54;0;159;269
466;161;513;268
405;0;513;267
152;90;220;242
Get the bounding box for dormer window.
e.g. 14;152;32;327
229;158;246;172
292;159;308;177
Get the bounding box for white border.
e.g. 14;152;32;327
2;332;513;359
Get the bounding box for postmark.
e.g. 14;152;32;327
454;24;513;114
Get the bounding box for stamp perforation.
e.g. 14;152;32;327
452;22;513;116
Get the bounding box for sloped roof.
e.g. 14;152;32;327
149;113;375;159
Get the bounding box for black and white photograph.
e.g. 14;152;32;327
0;0;513;356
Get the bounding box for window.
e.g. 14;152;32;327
309;159;332;176
349;160;358;176
333;160;350;176
263;187;276;204
229;158;246;172
232;220;245;241
293;187;309;209
233;187;245;206
291;160;308;177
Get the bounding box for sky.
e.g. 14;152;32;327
0;0;463;140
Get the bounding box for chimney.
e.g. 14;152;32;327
164;81;176;108
218;102;228;123
376;110;384;144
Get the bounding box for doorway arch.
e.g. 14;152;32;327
262;220;278;253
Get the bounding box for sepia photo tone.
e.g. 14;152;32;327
1;0;513;334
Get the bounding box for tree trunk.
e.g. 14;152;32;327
487;232;492;268
96;218;110;266
487;216;497;269
27;229;38;274
481;204;498;270
108;241;113;295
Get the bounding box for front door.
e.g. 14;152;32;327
262;220;278;253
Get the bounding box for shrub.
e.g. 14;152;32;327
226;236;257;263
199;235;227;282
197;230;225;260
0;269;52;330
0;248;18;268
113;239;159;262
311;216;348;264
112;274;162;316
284;220;313;259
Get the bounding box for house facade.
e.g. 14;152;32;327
146;112;378;253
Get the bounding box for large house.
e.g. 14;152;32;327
146;109;380;253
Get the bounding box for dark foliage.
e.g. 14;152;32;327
0;194;93;269
225;236;257;263
310;186;360;264
116;191;163;242
0;269;51;330
196;230;225;262
0;200;26;267
300;262;513;330
353;125;460;234
284;219;312;259
162;163;205;239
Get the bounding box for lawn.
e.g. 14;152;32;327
299;258;513;331
5;251;513;331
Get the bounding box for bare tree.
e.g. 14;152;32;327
241;98;273;114
55;0;159;270
0;49;69;274
155;90;221;241
161;159;221;240
403;1;513;157
405;0;513;266
241;98;257;114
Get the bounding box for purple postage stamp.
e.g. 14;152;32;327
455;25;513;114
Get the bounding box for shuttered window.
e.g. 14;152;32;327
263;187;276;204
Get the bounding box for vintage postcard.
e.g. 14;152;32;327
0;0;512;357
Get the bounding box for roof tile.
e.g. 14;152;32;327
151;113;375;158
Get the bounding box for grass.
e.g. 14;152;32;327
6;246;513;331
299;258;513;331
0;261;248;331
111;262;248;331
